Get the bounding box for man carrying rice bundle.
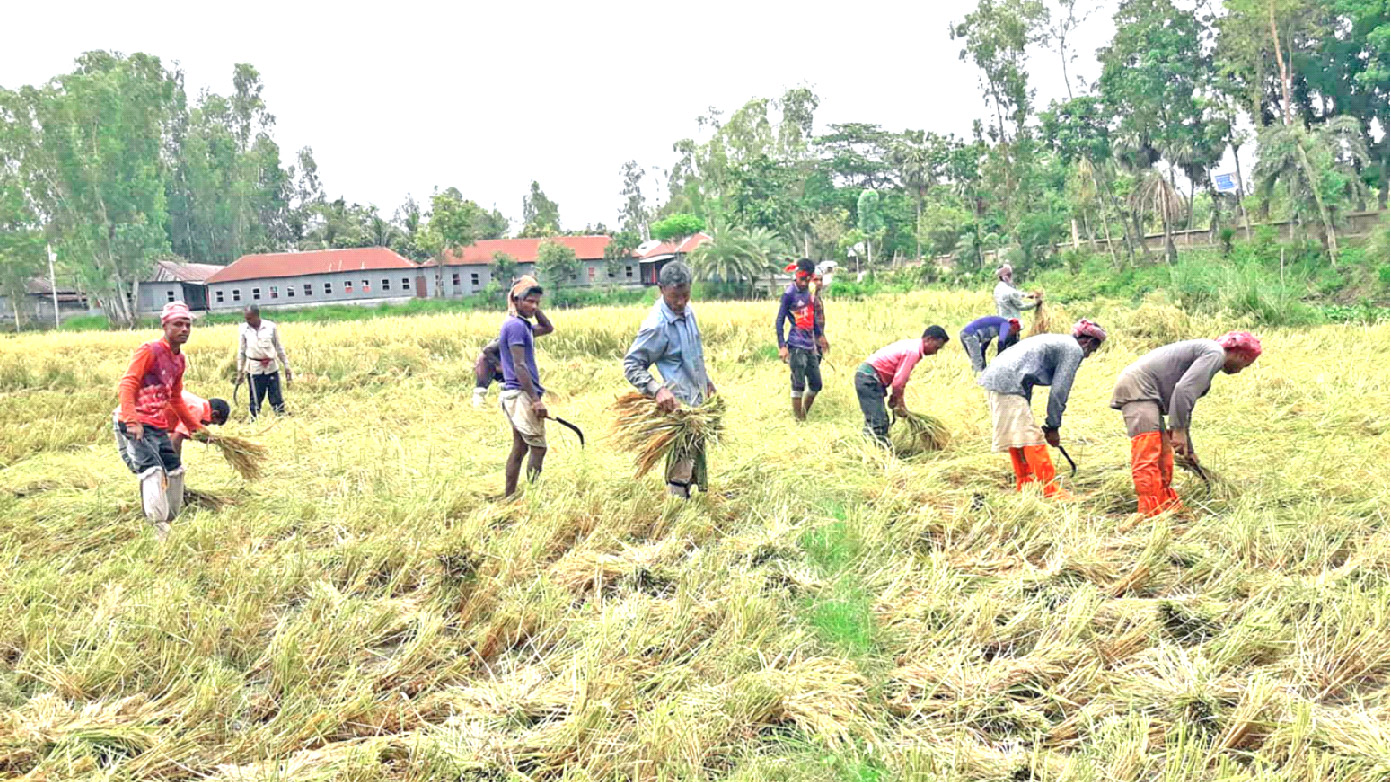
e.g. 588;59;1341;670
113;302;208;539
978;319;1107;499
776;257;829;421
472;338;504;409
498;276;555;498
993;264;1041;347
854;327;950;447
623;261;717;499
959;315;1022;375
1110;331;1262;516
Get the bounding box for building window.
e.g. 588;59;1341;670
286;286;295;298
166;290;176;303
452;272;461;286
587;266;596;282
470;272;480;286
304;284;313;297
252;287;261;301
402;277;410;290
626;265;634;278
324;282;332;294
382;278;390;291
232;289;242;302
345;281;353;294
269;285;278;299
361;279;370;293
215;290;224;304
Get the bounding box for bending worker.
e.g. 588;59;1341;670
855;327;950;447
1110;331;1262;516
959;315;1021;375
978;319;1107;498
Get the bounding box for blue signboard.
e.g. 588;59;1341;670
1213;172;1239;194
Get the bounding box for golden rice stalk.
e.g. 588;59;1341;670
1029;296;1051;336
891;409;950;454
610;391;724;479
194;430;268;481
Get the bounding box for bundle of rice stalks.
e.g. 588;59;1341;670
891;410;950;454
194;430;268;481
1029;294;1051;336
610;392;724;483
184;487;236;511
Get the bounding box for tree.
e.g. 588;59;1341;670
617;161;649;239
1047;0;1097;100
1130;171;1186;263
419;191;486;296
889;131;947;258
1254;116;1371;263
535;240;580;288
951;0;1050;144
0;136;46;328
651;213;706;250
604;230;641;280
687;221;785;298
491;251;518;287
856;189;884;267
520;181;560;237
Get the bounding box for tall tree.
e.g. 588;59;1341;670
534;239;580;288
419;191;486;295
1254;116;1370;262
520;180;560;237
951;0;1050;144
617;160;649;239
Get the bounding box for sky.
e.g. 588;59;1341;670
4;0;1146;233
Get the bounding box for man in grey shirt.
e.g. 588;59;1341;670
978;319;1107;498
1111;331;1263;516
992;264;1041;350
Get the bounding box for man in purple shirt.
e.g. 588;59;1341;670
498;276;555;498
776;258;829;421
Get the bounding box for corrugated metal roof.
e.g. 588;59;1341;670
207;248;417;284
434;236;612;267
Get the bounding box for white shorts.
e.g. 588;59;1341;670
500;389;547;448
987;391;1045;452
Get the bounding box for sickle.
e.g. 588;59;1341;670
552;416;585;447
1055;444;1078;476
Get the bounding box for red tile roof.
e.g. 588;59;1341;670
435;236;612;267
207;248;417;284
150;260;224;283
636;232;711;260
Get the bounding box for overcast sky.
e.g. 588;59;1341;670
5;0;1141;232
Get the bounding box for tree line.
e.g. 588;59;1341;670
0;0;1385;323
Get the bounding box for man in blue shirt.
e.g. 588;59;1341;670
959;315;1021;375
623;261;717;498
776;257;829;420
498;275;555;498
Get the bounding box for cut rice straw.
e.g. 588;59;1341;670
195;431;269;481
610;391;725;479
891;409;951;454
1029;294;1051;336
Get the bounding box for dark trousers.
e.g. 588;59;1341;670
788;347;824;395
113;415;180;474
249;372;285;418
854;368;890;445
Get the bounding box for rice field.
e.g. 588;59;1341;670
0;290;1386;781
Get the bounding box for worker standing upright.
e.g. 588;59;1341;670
236;305;292;420
776;258;829;421
498;276;555;498
993;264;1040;349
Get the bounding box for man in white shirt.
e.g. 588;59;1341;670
235;305;292;420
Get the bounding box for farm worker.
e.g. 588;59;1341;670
959;315;1022;375
235;304;292;421
855;326;951;447
113;302;206;538
472;338;504;409
623;261;718;499
166;392;230;456
499;276;555;498
776;257;830;421
993;264;1040;348
1110;331;1262;516
977;319;1107;498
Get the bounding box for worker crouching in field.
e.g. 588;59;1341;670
623;261;717;499
499;276;555;498
113;302;208;539
472;338;504;409
168;392;230;456
960;315;1021;375
1110;331;1262;516
776;258;829;421
978;319;1107;499
855;327;950;446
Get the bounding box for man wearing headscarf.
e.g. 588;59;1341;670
623;261;717;498
993;264;1040;349
776;258;829;420
1110;331;1262;516
978;319;1107;498
113;302;206;538
498;275;555;498
959;315;1022;375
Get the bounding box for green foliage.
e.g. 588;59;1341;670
650;213;706;244
519;180;560;238
534;239;581;288
490;251;518;286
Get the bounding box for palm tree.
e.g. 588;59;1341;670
1255;116;1370;265
1130;171;1186;264
688;222;787;298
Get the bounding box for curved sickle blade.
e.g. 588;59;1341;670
552;416;585;448
1056;444;1078;477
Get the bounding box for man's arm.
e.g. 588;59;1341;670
169;370;203;435
775;293;791;351
533;310;554;337
1167;352;1223;431
622;328;665;397
272;325;291;377
117;344;153;426
235;326;247;375
1012;289;1038;312
509;344;541;401
1044;348;1082;430
888;354;921;410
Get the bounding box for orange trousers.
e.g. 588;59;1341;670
1131;431;1182;515
1007;444;1062;497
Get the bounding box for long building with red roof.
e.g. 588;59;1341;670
205;247;422;311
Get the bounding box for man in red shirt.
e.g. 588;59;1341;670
113;302;205;538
